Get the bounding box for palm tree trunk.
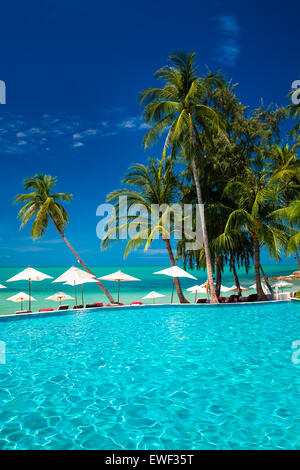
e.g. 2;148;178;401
191;157;218;303
296;250;300;270
163;238;189;303
260;264;274;295
215;258;221;297
230;252;241;297
50;217;114;303
253;236;266;301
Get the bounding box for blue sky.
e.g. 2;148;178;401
0;0;299;267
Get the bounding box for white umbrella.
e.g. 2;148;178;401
6;266;53;311
53;266;96;306
0;284;6;289
219;284;233;293
272;281;293;293
7;292;36;311
99;270;140;303
46;291;74;305
154;265;197;303
142;291;165;304
228;285;250;292
186;284;207;303
63;278;98;306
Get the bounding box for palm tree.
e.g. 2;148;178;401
223;159;289;300
101;157;189;303
268;143;300;266
14;173;114;303
139;52;226;303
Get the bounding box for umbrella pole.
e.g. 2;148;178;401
74;281;78;305
29;279;31;311
81;284;84;306
21;300;23;311
117;280;120;303
195;292;197;304
171;278;175;304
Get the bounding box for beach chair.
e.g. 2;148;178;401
85;302;103;308
15;310;31;314
58;305;69;310
106;303;124;307
196;299;207;304
39;308;54;312
245;294;257;302
73;304;84;309
131;301;143;306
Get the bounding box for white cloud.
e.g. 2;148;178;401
215;14;240;66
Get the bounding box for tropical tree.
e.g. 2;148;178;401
101;157;189;303
268;143;300;266
14;173;114;303
222;158;289;300
139;52;226;303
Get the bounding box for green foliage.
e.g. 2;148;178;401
14;173;72;238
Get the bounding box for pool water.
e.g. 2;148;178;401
0;302;300;450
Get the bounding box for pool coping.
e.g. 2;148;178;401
0;298;293;322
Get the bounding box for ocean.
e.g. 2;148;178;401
0;264;299;315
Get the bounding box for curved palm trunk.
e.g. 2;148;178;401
260;264;274;295
51;218;114;303
253;236;266;301
191;157;218;303
163;238;189;304
215;258;221;297
230;252;242;297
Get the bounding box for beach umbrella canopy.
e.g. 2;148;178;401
219;284;233;293
154;265;197;303
6;266;53;311
186;284;207;292
0;284;6;289
186;284;207;303
53;266;96;305
142;291;165;303
228;285;250;292
99;270;140;303
7;292;36;311
46;291;74;305
272;281;293;288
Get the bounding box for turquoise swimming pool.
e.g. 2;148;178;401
0;302;300;449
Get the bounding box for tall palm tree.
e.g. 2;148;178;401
139;52;226;303
223;159;289;300
14;174;114;303
268;143;300;266
102;157;189;303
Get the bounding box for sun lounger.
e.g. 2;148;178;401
106;303;124;307
15;310;31;314
58;305;69;310
73;304;84;309
245;293;258;302
217;297;226;303
225;295;239;303
39;308;54;312
85;302;103;308
131;301;143;306
196;299;207;304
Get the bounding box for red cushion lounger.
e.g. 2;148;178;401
39;308;54;312
73;305;84;309
131;302;143;306
106;303;124;307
